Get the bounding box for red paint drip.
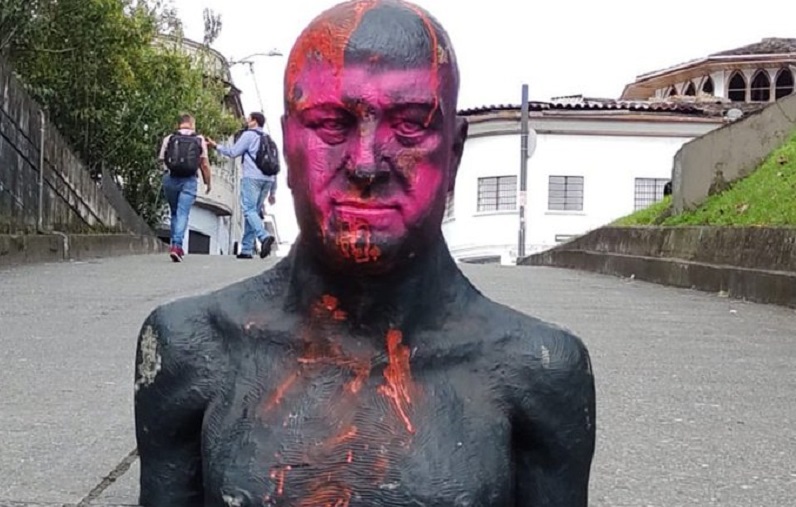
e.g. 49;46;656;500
269;464;292;496
262;372;300;414
377;329;415;433
335;218;380;263
286;0;378;107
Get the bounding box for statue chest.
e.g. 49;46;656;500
201;341;512;507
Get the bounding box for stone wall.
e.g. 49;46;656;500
672;92;796;213
0;59;153;236
520;226;796;308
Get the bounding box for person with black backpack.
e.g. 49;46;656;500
208;111;279;260
158;113;212;262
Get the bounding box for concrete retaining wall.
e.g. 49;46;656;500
520;226;796;308
0;233;167;269
672;92;796;214
1;58;157;237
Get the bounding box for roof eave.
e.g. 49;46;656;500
635;53;796;83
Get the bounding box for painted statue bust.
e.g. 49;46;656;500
133;1;596;505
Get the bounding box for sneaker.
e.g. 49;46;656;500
169;246;184;262
260;236;276;259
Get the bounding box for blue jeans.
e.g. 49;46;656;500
162;174;197;249
240;177;273;255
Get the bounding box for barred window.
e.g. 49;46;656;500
634;177;669;210
444;191;455;219
477;176;517;212
548;175;584;211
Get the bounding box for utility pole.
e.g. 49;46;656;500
518;83;529;260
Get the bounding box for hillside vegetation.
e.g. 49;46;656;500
614;132;796;226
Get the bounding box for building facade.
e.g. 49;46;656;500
442;38;796;265
621;37;796;105
443;101;724;264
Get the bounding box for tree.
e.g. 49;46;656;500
3;0;240;226
0;0;46;56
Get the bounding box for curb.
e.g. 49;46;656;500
0;234;168;269
522;249;796;309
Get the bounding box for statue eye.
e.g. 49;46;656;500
306;114;353;145
395;120;425;137
320;119;349;132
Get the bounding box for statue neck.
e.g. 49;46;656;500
285;235;468;335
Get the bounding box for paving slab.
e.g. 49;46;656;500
1;255;795;506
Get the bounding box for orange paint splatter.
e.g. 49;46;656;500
335;218;380;263
377;329;416;433
322;294;339;311
269;464;292;495
327;425;358;446
344;361;369;394
286;0;378;106
296;482;352;507
262;371;300;413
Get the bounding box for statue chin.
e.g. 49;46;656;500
319;231;408;275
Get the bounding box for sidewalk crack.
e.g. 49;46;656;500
74;448;138;507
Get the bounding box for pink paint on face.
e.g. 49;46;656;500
284;63;457;268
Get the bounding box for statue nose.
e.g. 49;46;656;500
349;163;390;188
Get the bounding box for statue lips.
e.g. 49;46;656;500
333;200;402;230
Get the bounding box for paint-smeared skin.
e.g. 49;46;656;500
134;242;596;507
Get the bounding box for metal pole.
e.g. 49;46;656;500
518;84;529;260
37;109;45;232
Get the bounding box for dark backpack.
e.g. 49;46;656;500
163;132;202;178
245;131;280;177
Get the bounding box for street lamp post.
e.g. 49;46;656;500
227;49;283;122
228;48;284;66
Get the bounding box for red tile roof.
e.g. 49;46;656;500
458;96;764;119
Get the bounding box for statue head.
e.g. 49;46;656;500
282;0;468;274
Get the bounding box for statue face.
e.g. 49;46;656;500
282;0;467;273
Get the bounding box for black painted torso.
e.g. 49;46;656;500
200;276;516;507
134;252;596;507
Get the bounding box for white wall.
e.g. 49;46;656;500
188;206;221;254
442;124;708;264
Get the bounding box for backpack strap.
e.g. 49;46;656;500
242;129;264;161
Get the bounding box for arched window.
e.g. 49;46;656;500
727;71;746;101
683;82;696;96
667;86;678;97
701;76;714;95
775;68;795;100
750;70;771;102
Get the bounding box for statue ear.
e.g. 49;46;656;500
448;116;468;193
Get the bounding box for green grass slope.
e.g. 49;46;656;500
614;133;796;227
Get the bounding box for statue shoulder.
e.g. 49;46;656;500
478;299;594;386
133;265;289;396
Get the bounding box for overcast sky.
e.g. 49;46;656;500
170;0;795;241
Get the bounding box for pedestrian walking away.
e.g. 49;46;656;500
158;113;212;262
208;111;279;259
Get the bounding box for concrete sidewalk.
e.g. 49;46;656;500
0;253;276;506
2;255;795;506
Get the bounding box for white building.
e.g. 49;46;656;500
621;37;796;104
443;100;723;264
443;37;796;265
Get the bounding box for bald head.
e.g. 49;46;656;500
284;0;459;111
